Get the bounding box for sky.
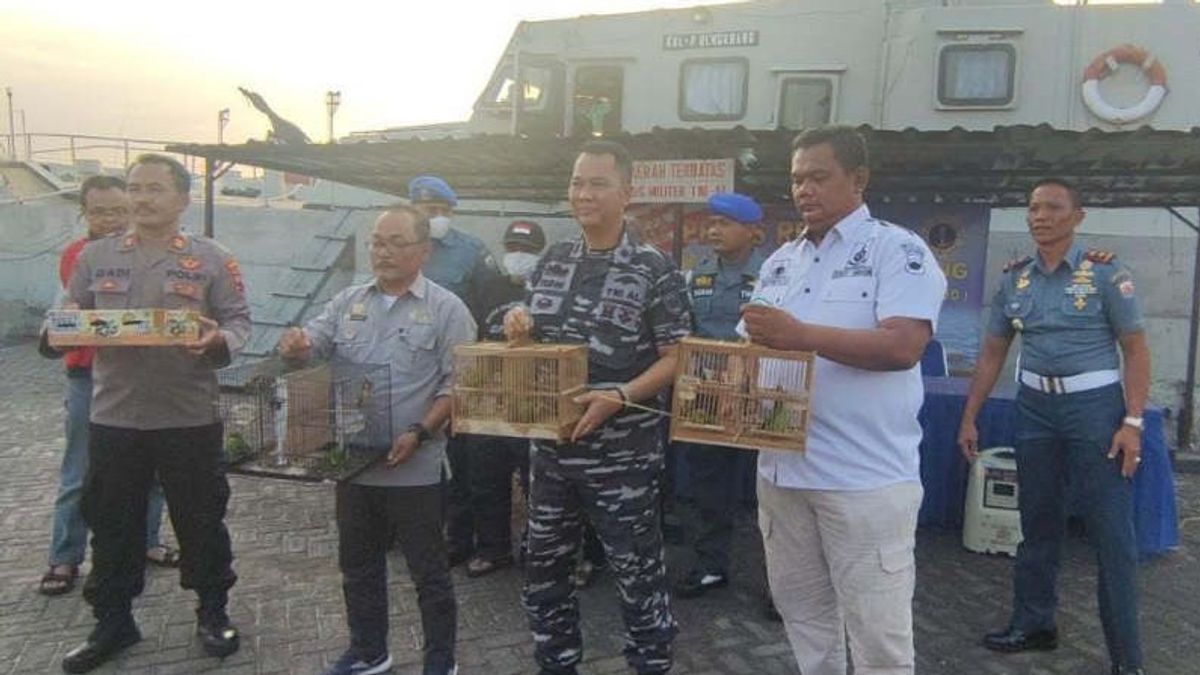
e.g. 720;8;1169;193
0;0;741;155
0;0;1167;162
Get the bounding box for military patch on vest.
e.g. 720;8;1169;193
1003;256;1033;273
168;235;188;252
692;274;715;289
1084;249;1115;264
349;303;368;321
178;256;202;271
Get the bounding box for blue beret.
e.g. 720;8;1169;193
408;175;457;207
707;192;762;224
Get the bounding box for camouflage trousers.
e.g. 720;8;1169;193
522;426;677;673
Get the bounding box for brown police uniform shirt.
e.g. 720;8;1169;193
67;231;252;430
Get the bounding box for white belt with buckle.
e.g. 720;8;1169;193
1019;369;1120;394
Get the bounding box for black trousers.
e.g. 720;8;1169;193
679;441;746;574
444;435;474;555
337;482;456;670
467;435;529;561
82;423;236;622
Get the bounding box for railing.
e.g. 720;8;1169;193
2;132;207;177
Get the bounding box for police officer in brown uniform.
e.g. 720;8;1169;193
61;154;250;674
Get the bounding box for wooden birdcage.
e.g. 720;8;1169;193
670;337;815;452
217;360;392;482
452;342;588;442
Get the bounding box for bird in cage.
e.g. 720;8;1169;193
224;401;261;461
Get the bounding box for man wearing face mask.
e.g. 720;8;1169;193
409;175;506;568
459;219;547;577
500;219;545;286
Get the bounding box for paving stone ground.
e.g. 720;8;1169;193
1;342;1196;675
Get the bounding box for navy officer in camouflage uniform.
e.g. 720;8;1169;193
62;154;249;673
674;192;765;599
958;178;1151;675
505;140;691;675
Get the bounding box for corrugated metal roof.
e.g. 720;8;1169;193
169;124;1200;207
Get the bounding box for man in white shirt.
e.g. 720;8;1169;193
740;126;947;675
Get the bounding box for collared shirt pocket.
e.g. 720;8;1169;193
822;277;876;303
1060;293;1102;319
332;330;373;362
163;280;204;310
88;277;132;309
394;323;438;375
690;295;713;322
1003;295;1034;321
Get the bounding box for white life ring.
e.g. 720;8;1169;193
1081;43;1167;125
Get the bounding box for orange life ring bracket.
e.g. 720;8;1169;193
1081;43;1168;125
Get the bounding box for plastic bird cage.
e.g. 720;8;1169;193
218;360;391;482
452;342;588;442
670;337;815;452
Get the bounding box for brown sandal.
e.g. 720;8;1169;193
38;565;79;596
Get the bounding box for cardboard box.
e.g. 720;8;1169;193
46;309;201;347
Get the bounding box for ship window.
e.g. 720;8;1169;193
573;66;624;136
679;58;748;121
484;64;551;112
938;44;1016;107
778;77;833;129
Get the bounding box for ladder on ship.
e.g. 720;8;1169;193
239;208;359;360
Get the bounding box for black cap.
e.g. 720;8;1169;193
503;219;546;253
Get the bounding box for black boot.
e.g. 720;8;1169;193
196;592;240;658
62;618;141;673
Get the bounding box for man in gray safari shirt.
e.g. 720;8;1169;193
278;204;476;675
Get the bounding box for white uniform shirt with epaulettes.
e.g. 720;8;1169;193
66;232;251;430
986;244;1143;376
741;205;947;491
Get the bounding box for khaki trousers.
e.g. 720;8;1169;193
758;476;923;675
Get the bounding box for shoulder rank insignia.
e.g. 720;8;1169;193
1002;256;1033;273
1084;249;1115;264
119;234;137;250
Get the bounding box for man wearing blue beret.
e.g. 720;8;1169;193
408;175;506;568
674;192;767;599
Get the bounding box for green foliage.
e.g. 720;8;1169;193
224;432;251;462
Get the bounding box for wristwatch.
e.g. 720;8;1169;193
1122;416;1144;430
406;422;432;443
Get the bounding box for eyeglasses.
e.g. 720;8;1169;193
84;207;129;219
369;237;428;253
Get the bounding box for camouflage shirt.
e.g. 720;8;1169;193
527;226;691;394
